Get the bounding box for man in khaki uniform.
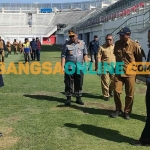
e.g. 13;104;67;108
97;34;115;101
110;27;143;119
13;39;18;55
0;37;6;62
18;41;23;53
6;41;11;55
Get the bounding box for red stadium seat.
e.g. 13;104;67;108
123;10;127;16
140;2;144;7
126;8;130;15
131;6;135;12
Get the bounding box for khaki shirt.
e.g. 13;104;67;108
114;38;143;77
19;43;23;49
0;40;4;50
6;43;11;51
13;42;18;48
97;44;116;65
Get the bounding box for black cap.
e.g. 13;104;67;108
117;27;131;35
94;35;98;38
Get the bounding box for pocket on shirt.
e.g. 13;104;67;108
116;49;122;57
125;51;134;61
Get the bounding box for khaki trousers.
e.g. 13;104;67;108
101;72;115;97
114;75;135;113
0;50;4;62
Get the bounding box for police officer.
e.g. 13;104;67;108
110;27;143;119
131;30;150;146
61;30;88;105
30;37;37;61
0;36;6;63
97;34;115;101
89;35;99;70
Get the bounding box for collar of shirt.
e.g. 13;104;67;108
104;43;114;48
121;38;130;45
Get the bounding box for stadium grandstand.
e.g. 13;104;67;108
61;0;150;57
0;0;149;52
0;0;118;44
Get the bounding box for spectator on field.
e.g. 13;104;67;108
36;37;41;61
30;37;37;61
89;35;99;71
23;38;32;63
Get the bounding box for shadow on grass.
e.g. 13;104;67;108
24;94;146;122
23;94;65;104
57;104;146;122
60;92;103;99
57;104;111;116
64;123;135;143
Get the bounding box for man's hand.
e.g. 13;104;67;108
61;67;64;74
146;78;149;86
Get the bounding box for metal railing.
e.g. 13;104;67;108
77;0;150;30
98;8;150;45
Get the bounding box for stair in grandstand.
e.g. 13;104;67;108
98;7;150;45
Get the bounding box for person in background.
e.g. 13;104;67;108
23;38;32;63
89;35;99;70
18;41;23;54
13;39;18;55
36;37;41;61
30;37;37;61
6;41;11;55
135;40;146;60
97;34;115;101
0;36;6;62
131;30;150;146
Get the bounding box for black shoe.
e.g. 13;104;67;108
110;110;123;118
76;97;84;105
124;112;130;120
65;97;71;105
109;91;114;97
103;96;110;101
0;132;2;137
131;140;150;146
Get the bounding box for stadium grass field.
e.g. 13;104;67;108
0;45;148;150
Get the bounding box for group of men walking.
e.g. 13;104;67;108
0;37;41;63
61;28;150;146
23;37;41;63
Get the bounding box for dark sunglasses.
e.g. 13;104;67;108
106;39;112;41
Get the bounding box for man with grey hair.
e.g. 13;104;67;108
97;34;115;101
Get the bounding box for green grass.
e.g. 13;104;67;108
0;45;148;150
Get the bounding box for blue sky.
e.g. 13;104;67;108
0;0;89;3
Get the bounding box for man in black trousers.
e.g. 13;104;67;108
131;30;150;146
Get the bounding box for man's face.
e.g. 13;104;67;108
105;36;113;46
119;34;130;42
69;34;77;43
94;37;98;41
